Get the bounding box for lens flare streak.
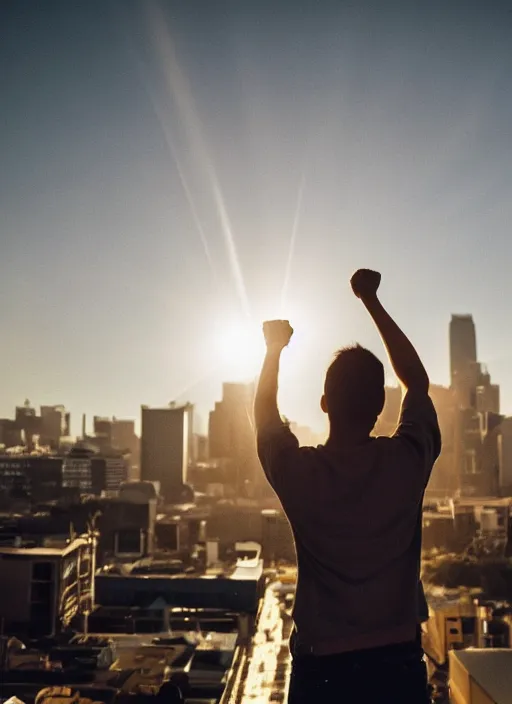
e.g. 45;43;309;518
116;5;216;280
280;168;307;315
149;93;216;279
148;1;251;320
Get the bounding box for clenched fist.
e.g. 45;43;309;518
263;320;294;351
350;269;381;300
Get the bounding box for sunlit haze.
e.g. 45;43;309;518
2;1;512;435
216;322;264;381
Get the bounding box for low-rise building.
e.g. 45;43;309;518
449;649;512;704
0;538;93;637
0;452;63;506
0;496;155;563
62;443;128;495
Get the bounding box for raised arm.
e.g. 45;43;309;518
350;269;429;394
254;320;293;431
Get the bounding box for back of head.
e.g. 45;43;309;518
324;345;385;433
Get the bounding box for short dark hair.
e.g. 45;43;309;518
324;345;385;430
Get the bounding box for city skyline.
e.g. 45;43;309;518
3;1;512;434
0;312;503;438
0;307;496;441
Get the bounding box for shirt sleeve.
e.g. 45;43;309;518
256;420;300;491
392;390;442;486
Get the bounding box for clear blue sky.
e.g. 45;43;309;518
2;0;512;435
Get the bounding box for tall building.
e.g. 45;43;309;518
0;419;23;448
208;383;259;494
111;419;140;479
140;404;189;502
15;400;37;427
450;315;477;386
93;416;112;443
448;315;504;496
450;315;478;408
93;416;137;452
111;419;137;453
15;400;40;449
6;403;70;451
40;405;69;448
91;416;140;479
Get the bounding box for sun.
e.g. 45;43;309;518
216;322;265;380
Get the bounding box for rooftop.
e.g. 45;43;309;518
0;537;88;558
449;648;512;704
1;628;237;703
455;497;512;507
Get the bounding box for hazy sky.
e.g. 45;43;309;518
2;0;512;435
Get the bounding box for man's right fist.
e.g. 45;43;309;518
350;269;381;300
263;320;294;350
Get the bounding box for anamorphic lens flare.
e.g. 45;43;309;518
147;1;251;320
281;168;307;315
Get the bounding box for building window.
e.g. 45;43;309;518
116;529;143;555
62;457;92;490
32;562;53;581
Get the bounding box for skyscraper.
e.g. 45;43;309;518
448;315;504;496
15;400;39;449
140;405;189;501
40;405;69;449
208;383;259;494
450;315;478;408
90;416;140;478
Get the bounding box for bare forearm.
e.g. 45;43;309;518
255;346;283;429
362;295;429;393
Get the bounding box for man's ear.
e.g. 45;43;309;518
320;395;328;414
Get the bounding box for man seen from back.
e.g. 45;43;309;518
254;269;441;704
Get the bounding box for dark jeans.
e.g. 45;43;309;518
288;631;430;704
